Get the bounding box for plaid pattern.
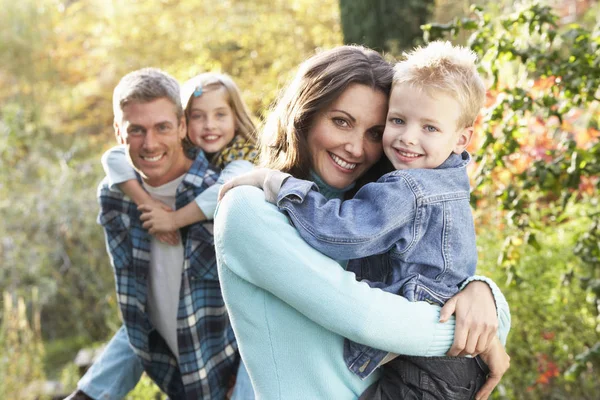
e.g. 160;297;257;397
97;151;239;400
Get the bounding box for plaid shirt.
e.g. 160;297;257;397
97;151;239;400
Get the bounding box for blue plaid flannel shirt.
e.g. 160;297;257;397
97;150;239;400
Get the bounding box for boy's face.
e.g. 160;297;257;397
114;97;188;187
382;83;473;170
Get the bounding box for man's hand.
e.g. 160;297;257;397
441;281;498;357
475;337;510;400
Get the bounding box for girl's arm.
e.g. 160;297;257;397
139;160;254;233
102;145;178;245
101;145;154;206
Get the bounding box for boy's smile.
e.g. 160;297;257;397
383;83;472;170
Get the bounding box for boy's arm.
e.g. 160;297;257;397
275;175;417;260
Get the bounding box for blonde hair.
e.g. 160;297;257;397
180;72;256;145
113;68;183;124
393;41;486;128
259;45;394;180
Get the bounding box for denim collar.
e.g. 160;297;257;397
436;151;471;170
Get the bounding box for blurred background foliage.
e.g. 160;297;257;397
0;0;598;399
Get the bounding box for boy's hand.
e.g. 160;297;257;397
475;337;510;400
441;281;498;357
139;203;179;239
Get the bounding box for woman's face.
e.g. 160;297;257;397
307;84;388;189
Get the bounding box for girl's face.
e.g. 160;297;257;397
306;84;388;189
187;86;236;153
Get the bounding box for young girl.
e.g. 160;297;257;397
101;72;258;244
73;73;257;400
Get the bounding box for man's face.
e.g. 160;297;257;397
115;98;188;187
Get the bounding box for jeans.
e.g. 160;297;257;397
78;326;144;400
358;355;489;400
78;325;254;400
230;360;255;400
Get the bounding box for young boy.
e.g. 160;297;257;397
220;41;502;399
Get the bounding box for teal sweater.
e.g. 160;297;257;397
214;181;510;400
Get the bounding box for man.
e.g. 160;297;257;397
68;68;238;399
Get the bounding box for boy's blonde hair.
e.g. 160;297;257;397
181;72;256;144
393;41;485;129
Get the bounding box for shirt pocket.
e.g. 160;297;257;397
99;210;132;270
186;222;218;281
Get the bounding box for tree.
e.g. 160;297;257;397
423;2;599;397
339;0;434;53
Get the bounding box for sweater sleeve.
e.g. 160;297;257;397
101;145;137;190
215;186;456;356
194;160;254;218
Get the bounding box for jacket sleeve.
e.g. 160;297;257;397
215;186;455;356
276;176;417;260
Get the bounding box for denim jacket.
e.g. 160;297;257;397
276;151;477;378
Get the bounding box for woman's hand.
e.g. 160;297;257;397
218;168;272;201
475;337;510;400
440;281;499;357
138;201;180;245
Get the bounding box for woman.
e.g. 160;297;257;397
214;45;510;400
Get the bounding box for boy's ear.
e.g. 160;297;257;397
114;121;126;145
453;126;473;154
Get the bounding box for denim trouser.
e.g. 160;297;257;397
78;326;143;400
358;355;489;400
78;325;254;400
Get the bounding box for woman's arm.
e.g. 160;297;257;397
441;276;511;356
215;186;456;356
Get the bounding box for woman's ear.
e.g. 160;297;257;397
453;126;474;154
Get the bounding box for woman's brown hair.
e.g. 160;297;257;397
259;45;395;183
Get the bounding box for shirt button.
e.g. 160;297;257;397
358;359;370;373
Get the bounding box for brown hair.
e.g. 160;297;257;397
113;68;183;124
259;45;395;181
